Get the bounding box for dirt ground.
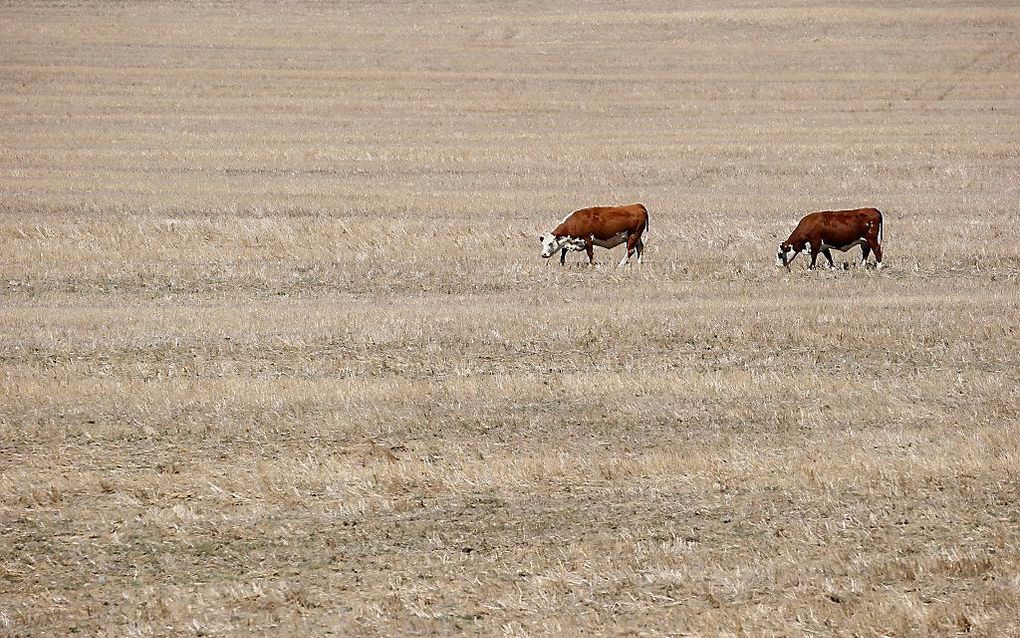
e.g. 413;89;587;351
2;1;1019;636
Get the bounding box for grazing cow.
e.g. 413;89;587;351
540;203;649;266
776;208;884;270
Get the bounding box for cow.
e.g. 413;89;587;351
539;203;649;266
776;207;884;270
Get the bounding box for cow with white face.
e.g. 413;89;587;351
777;207;884;270
540;203;649;266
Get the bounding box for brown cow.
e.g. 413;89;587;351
777;208;884;270
540;203;649;266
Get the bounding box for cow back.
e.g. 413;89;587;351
554;204;648;240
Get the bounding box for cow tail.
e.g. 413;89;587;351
643;204;650;240
877;209;884;244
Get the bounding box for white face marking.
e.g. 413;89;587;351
776;246;798;267
540;234;584;258
540;234;563;258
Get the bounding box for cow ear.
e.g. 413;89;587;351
539;235;545;242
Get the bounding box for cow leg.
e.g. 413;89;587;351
808;243;821;270
585;236;595;265
866;232;884;269
619;233;638;267
559;247;568;265
635;238;644;264
860;244;872;267
821;248;836;269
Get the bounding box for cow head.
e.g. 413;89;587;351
776;242;799;269
540;234;584;258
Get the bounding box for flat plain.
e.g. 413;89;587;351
2;1;1019;636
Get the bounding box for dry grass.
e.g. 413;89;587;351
2;1;1019;636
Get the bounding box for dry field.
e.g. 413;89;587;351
2;1;1019;636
